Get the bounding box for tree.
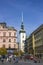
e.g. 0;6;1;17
19;50;24;56
0;47;7;55
14;51;19;56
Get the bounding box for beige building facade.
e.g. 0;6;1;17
0;22;18;53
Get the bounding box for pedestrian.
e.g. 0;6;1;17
38;58;40;63
14;57;19;63
1;58;4;63
6;57;9;62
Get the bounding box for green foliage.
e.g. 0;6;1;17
14;50;24;56
0;47;7;55
19;50;24;56
14;51;19;56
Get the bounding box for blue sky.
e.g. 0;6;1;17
0;0;43;36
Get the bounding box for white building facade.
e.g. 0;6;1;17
0;22;18;53
19;22;26;52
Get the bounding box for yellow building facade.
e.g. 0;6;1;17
26;24;43;58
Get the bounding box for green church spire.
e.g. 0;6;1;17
19;12;26;34
21;22;24;30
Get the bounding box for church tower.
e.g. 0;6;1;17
19;13;26;52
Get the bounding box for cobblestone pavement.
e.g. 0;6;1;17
0;59;43;65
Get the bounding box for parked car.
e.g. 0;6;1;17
24;54;30;59
23;54;33;60
30;55;33;60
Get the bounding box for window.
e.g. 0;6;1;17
22;40;25;43
3;39;6;42
14;39;16;43
9;32;11;36
9;44;11;48
14;32;16;36
3;32;6;36
3;26;5;28
23;35;24;38
14;44;16;48
3;44;5;48
9;39;11;42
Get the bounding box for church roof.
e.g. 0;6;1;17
21;22;24;30
19;30;26;34
19;22;26;33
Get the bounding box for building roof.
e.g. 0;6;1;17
0;22;17;31
19;30;26;34
0;22;6;27
19;22;26;33
28;24;43;38
0;22;6;25
7;26;17;31
32;24;43;35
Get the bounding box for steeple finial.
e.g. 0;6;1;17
22;12;23;22
21;12;24;30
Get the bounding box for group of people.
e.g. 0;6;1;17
0;55;19;63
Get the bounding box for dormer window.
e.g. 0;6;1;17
3;26;5;28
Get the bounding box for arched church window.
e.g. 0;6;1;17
23;35;24;38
